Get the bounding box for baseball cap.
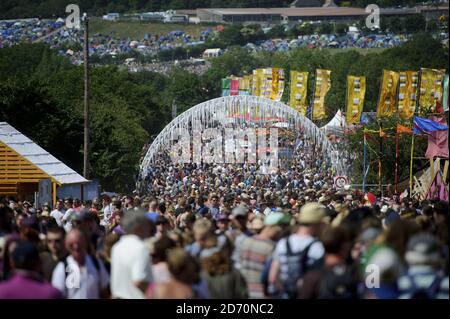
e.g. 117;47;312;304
264;212;290;226
297;203;326;225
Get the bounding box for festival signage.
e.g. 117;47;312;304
376;70;399;118
418;68;446;113
398;71;419;119
346;75;366;124
289;71;309;115
312;69;331;120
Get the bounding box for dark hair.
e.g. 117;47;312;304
12;241;40;271
384;219;420;260
422;205;434;217
152;236;176;264
113;200;122;210
0;205;13;232
320;226;349;255
158;202;166;214
46;225;66;237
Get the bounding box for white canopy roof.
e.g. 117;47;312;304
321;109;346;134
0;122;88;185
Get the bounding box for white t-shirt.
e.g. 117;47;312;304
50;209;65;227
62;208;76;232
102;204;113;225
111;234;153;299
51;255;109;299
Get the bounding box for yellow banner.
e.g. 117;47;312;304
376;70;399;118
260;68;273;100
313;69;331;120
289;71;309;115
398;71;418;119
346;75;366;124
239;75;251;91
252;69;263;96
271;68;285;101
419;68;446;113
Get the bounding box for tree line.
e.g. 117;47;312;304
0;34;447;191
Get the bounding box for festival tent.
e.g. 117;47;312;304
321;109;347;135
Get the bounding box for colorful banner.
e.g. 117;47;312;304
260;68;273;100
270;68;285;101
221;78;230;96
346;75;366;124
289;71;309;115
425;116;449;158
376;70;399;118
239;75;252;96
230;78;239;96
312;69;331;120
222;76;252;96
252;69;263;97
443;74;449;113
398;71;419;119
418;68;446;113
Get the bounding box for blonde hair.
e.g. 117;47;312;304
193;219;212;238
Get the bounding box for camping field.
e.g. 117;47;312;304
90;17;212;39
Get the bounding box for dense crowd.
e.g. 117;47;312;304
0;132;448;299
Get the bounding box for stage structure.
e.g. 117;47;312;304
138;96;346;190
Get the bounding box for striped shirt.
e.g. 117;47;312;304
239;236;275;298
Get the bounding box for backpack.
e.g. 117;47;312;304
317;264;357;299
282;238;318;299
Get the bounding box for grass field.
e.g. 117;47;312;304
90;18;211;39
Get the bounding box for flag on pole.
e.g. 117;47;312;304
289;71;309;115
346;75;366;124
377;70;400;118
312;69;331;120
413;116;449;135
396;123;412;134
425;116;449;158
398;71;418;119
443;74;449;112
418;68;446;113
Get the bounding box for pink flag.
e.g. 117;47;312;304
426;172;449;201
425;116;449;158
230;79;239;96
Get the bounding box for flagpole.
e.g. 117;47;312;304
409;132;415;198
394;126;399;194
363;129;367;193
378;121;383;196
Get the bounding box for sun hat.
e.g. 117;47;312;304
297;203;326;225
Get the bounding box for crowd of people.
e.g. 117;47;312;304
0;132;448;299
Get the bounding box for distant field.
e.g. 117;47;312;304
90;18;211;39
